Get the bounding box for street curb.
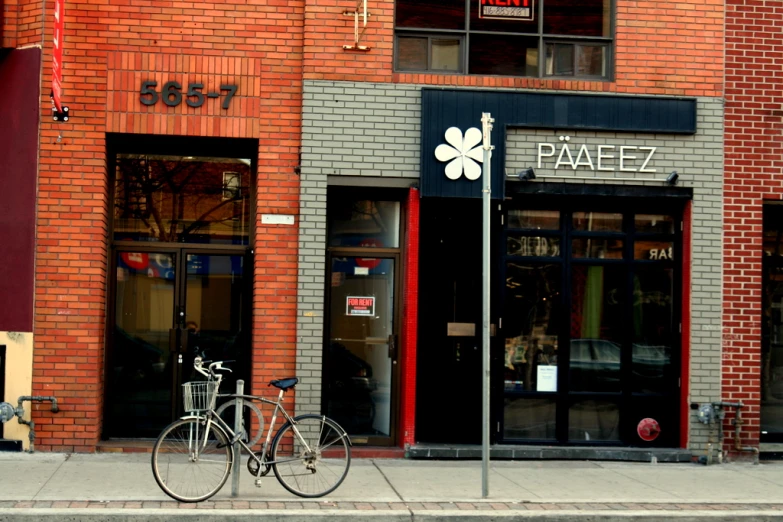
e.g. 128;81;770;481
2;509;783;522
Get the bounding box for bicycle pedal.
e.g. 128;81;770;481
254;479;263;488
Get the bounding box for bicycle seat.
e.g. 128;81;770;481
269;377;298;391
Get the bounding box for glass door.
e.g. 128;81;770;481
761;203;783;442
325;254;399;445
105;249;247;438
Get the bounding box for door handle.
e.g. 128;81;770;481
388;334;397;361
169;327;188;354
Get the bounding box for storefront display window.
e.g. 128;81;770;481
395;0;613;78
502;203;680;446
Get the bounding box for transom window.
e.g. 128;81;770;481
395;0;613;79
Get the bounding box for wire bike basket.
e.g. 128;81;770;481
182;381;218;413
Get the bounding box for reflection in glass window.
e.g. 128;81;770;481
328;200;401;248
504;398;556;440
432;39;461;71
634;241;674;261
569;400;620;441
543;0;611;37
573;212;622;231
632;268;674;394
570;265;624;392
113;155;251;245
571;238;623;259
763;204;783;257
508;210;560;230
469;34;538;77
635;214;675;234
507;235;561;257
397;37;429;70
504;263;561;392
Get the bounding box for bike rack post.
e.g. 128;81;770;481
231;379;244;498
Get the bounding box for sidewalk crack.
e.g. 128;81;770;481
601;463;686;501
31;453;70;501
371;459;413;519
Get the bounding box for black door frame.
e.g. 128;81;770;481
103;243;250;438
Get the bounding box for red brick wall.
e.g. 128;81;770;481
303;0;723;96
32;0;303;451
723;1;783;451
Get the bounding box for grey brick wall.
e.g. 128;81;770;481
298;81;722;454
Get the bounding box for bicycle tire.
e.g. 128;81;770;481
151;417;233;503
215;398;265;451
271;414;351;498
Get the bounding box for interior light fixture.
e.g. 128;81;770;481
666;171;679;186
519;167;536;181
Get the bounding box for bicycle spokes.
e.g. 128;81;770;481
271;415;351;498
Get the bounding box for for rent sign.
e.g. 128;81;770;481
479;0;534;21
52;0;65;112
346;296;375;316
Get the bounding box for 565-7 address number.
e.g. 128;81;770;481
140;81;238;110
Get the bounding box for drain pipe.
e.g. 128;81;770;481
16;396;60;453
715;401;759;465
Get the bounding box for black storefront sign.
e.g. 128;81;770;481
420;89;697;199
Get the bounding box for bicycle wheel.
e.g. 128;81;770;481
271;414;351;498
151;417;233;503
215;399;265;451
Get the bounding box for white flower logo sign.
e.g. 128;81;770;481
435;127;484;181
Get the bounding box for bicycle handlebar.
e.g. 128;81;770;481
193;357;233;382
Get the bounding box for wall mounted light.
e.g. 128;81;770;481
666;171;679;186
519;167;536;181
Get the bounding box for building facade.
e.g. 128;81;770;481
298;0;725;458
2;0;303;451
0;0;742;459
723;0;783;456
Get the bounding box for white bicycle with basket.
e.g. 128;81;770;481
150;357;352;502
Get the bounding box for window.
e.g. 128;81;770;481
395;0;613;79
502;204;681;445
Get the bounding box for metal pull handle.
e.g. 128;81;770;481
388;334;397;361
169;327;188;354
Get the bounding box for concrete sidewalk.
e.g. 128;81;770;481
0;452;782;520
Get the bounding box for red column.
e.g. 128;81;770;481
399;187;420;448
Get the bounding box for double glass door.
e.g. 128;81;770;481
106;248;247;438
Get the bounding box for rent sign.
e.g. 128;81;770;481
479;0;534;21
346;296;375;316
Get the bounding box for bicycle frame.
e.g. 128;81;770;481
192;389;319;475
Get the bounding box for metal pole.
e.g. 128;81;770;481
231;379;244;497
480;112;494;499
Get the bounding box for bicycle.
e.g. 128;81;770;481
151;357;352;503
196;359;266;451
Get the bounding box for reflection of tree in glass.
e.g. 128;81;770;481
114;155;249;242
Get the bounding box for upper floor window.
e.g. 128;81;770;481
395;0;613;79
